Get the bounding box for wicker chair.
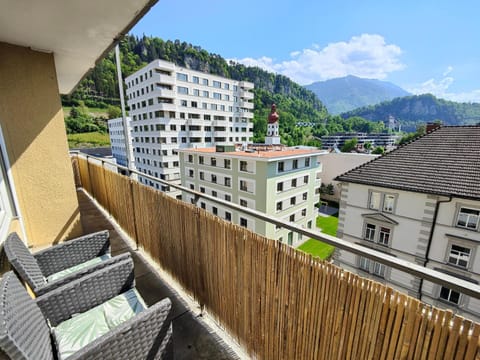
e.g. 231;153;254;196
4;231;130;296
0;257;173;360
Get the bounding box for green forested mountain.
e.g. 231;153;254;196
64;35;331;145
305;75;410;114
341;94;480;131
64;35;389;145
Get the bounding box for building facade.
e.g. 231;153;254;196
125;60;254;197
321;132;399;150
179;145;325;246
335;126;480;321
107;117;135;169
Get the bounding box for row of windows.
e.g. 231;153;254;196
131;109;253;122
276;175;309;192
276;193;308;212
277;158;311;173
177;87;236;102
134;135;252;145
133;124;250;133
176;72;240;92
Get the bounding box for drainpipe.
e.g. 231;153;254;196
418;195;452;300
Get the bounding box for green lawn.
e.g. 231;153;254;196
297;214;338;260
63;106;109;118
68;132;110;148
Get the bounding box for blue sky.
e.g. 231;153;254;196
131;0;480;102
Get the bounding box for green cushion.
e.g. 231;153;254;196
53;289;147;359
46;254;111;282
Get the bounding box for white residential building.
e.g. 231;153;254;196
125;59;254;198
179;144;326;246
107;117;135;169
335;126;480;321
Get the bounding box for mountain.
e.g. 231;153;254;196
341;94;480;131
305;75;410;114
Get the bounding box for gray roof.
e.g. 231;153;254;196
335;126;480;200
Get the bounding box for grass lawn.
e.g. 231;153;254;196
297;214;338;260
63;106;109;118
68;132;110;148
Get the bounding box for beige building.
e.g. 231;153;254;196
335;126;480;321
0;0;157;247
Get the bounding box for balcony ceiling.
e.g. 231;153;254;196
0;0;158;94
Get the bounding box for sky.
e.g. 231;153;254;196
131;0;480;103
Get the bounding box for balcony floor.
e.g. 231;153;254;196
77;190;240;360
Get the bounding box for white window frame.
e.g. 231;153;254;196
447;244;472;269
456;207;480;230
439;286;461;305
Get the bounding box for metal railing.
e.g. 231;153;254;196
72;151;480;300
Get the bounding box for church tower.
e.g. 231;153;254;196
265;103;280;145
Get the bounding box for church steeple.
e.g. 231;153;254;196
265;104;280;144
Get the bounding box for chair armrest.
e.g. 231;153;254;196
34;230;110;276
68;298;173;360
34;253;132;297
36;256;135;326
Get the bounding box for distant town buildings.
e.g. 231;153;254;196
320;132;400;150
335;126;480;321
123;59;254;197
179;143;325;246
107;117;135;169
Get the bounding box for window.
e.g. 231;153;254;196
211;157;217;166
177;86;188;94
212;207;218;215
240;218;247;228
359;257;385;278
457;207;479;230
240;180;248;192
202;78;209;86
211;174;217;183
200;187;205;193
369;192;381;210
240;199;248;207
291;179;297;188
211;191;217;197
213;92;221;99
277;182;283;192
448;245;471;268
199;156;204;164
383;195;395;213
240;161;248;172
287;232;293;245
439;287;460;304
177;73;188;81
378;227;391;246
188;169;194;178
224;159;231;169
365;224;376;241
278;162;284;172
188;155;193;163
225;178;231;187
225;194;231;201
302;192;308;201
293;159;298;169
192;76;199;84
276;202;282;211
290;197;296;205
200;202;206;209
301;208;307;217
304;175;309;183
190;184;195;190
307;220;312;229
199;172;204;180
213;81;221;88
181;100;187;107
305;157;311;167
289;214;295;222
225;212;232;221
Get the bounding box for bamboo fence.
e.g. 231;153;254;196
75;156;480;360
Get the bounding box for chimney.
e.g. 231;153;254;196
426;122;441;133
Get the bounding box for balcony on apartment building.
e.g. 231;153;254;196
67;152;480;359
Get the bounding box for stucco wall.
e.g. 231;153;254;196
0;42;83;246
321;153;378;201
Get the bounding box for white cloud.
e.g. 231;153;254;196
230;34;405;85
408;67;480;103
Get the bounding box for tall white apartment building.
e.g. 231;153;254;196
125;59;254;198
107;117;135;169
179;144;326;246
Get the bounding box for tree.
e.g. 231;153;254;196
364;141;373;152
107;105;122;119
341;138;358;152
372;146;385;155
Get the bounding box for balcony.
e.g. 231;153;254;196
239;81;254;90
239;90;254;99
239;101;254;110
154;73;175;85
70;153;480;359
154;87;175;98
